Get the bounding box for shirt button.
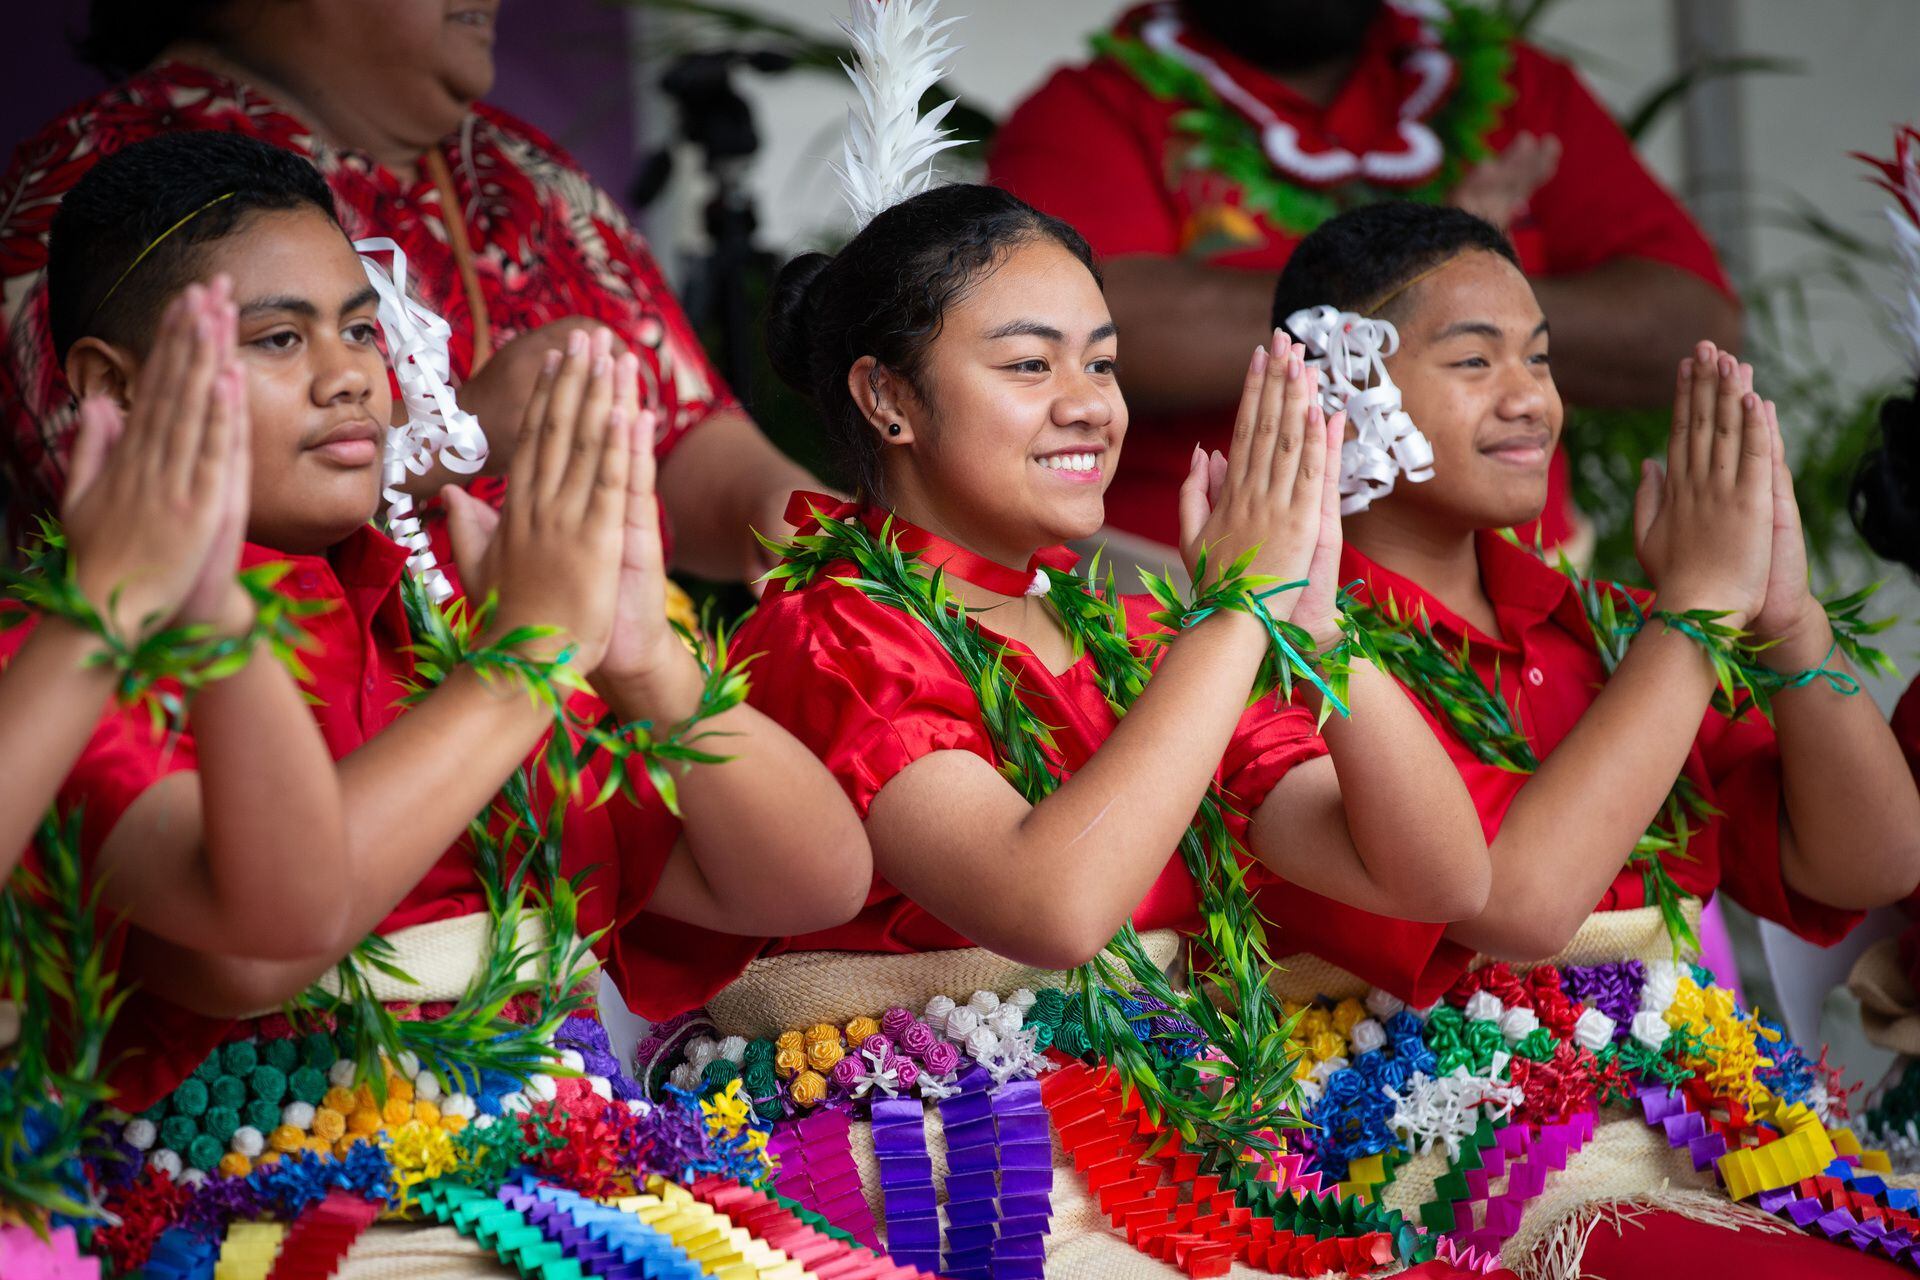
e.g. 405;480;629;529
297;571;320;591
1526;666;1545;687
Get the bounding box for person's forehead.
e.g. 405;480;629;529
215;210;366;297
1406;254;1543;336
955;242;1106;326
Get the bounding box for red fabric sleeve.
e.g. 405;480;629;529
600;578;1001;1018
1219;697;1330;815
1507;45;1733;295
6;602;201;868
1253;876;1473;1007
1696;707;1864;945
987;63;1185;258
738;580;998;817
1241;689;1480;1006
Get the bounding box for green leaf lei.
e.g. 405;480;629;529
1092;1;1516;238
0;517;330;736
0;810;128;1222
1346;545;1894;957
284;570;751;1100
764;512;1322;1156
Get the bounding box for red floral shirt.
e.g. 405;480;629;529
0;60;735;516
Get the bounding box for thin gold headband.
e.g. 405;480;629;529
86;191;237;325
1362;251;1466;318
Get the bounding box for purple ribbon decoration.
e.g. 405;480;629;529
872;1096;941;1273
941;1071;999;1280
990;1078;1054;1280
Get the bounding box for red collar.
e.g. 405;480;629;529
238;523;414;596
1339;529;1585;651
783;491;1080;597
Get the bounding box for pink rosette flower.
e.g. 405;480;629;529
829;1054;864;1091
880;1006;915;1038
900;1020;937;1058
893;1059;920;1092
860;1033;896;1063
923;1040;961;1076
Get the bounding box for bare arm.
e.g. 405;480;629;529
1448;346;1775;958
98;647;556;959
658;409;820;582
1444;626;1719;958
1244;410;1488;921
868;609;1271;968
1750;398;1920;907
1764;612;1920;907
596;657;873;938
0;622;118;872
58;281;352;956
104;329;643;964
1530;259;1741;408
1250;661;1491;922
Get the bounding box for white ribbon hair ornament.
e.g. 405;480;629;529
355;237;490;601
1286;305;1436;515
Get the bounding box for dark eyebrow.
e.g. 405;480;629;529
1531;318;1549;339
339;284;380;316
239;295;318;320
1089;321;1117;343
984;319;1065;342
1431;319;1503;342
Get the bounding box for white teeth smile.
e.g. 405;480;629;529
1037;453;1099;472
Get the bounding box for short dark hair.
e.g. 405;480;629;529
765;183;1100;501
48;130;339;362
1271;202;1520;335
1851;384;1920;576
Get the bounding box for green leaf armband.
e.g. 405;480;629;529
1142;545;1350;718
1;518;328;733
1646;584;1894;721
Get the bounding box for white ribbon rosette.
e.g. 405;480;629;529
1286;304;1436;515
355;237;491;601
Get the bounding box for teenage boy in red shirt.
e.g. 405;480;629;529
1256;201;1919;1006
29;131;870;1109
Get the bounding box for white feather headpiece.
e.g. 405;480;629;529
1286;305;1435;515
834;0;966;228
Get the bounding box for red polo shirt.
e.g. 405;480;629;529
620;496;1329;1011
1263;532;1860;1003
987;6;1732;549
2;526;681;1110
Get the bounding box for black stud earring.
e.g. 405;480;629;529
887;423;903;437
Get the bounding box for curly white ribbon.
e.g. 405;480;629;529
1287;304;1436;514
355;237;490;602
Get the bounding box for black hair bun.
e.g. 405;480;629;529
1852;383;1920;575
765;251;834;398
